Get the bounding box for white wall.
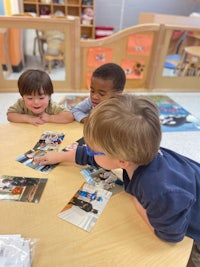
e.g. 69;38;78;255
95;0;200;32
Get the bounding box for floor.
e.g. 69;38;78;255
0;91;200;163
4;55;65;81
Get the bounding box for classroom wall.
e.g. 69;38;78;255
0;1;4;15
95;0;200;33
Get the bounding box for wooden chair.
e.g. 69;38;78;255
43;29;64;73
43;41;64;73
176;46;200;76
33;30;47;61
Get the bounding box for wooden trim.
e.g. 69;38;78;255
1;14;200;92
139;13;200;27
0;15;80;92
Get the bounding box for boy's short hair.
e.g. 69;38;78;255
84;94;162;165
92;63;126;92
18;69;53;96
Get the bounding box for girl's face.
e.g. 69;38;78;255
90;77;115;107
23;93;50;115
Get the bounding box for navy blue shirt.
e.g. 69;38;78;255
75;146;200;243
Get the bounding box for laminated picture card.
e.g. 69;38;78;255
58;182;112;232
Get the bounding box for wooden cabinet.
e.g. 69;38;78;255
22;0;95;38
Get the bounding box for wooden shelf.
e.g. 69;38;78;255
22;0;95;38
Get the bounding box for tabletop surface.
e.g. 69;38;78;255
0;122;193;267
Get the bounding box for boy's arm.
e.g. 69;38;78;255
134;190;193;242
7;99;44;125
71;97;92;123
133;196;154;231
40;100;74;123
40;111;74;124
80;117;88;123
34;145;98;166
34;149;76;165
7;112;45;126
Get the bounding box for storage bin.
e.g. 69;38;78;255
95;26;114;39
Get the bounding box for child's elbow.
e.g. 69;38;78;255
7;112;13;122
65;112;74;123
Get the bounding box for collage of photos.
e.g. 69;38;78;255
16;131;65;174
63;136;124;195
58;182;112;232
0;175;47;203
80;166;123;195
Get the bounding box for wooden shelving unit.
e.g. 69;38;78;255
22;0;95;38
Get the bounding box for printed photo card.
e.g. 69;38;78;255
16;131;65;174
80;166;123;195
58;182;112;232
0;175;47;203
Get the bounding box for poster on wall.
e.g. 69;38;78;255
121;59;145;79
87;47;113;67
127;33;154;56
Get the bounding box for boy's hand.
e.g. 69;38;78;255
28;116;45;126
34;152;64;165
34;149;76;165
40;112;51;123
40;112;74;124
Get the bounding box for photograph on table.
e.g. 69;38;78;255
16;131;65;174
0;175;47;203
81;166;123;195
58;182;112;232
33;131;65;151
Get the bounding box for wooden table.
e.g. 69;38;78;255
0;122;193;267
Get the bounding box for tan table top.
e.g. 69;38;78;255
0;122;193;267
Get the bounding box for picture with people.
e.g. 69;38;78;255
58;182;112;232
0;175;47;203
80;166;123;194
16;131;65;174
